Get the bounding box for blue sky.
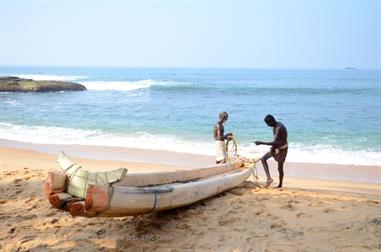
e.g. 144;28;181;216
1;0;380;69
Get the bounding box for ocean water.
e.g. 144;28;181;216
1;66;380;166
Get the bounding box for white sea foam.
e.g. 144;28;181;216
9;74;88;81
0;122;214;155
79;79;187;91
12;74;87;81
1;122;380;166
238;143;381;166
79;79;156;91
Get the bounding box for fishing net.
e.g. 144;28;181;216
225;137;259;182
225;136;238;162
57;152;127;198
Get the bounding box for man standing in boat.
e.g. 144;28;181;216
255;114;288;188
214;111;233;164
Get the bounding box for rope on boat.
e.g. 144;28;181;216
225;136;260;182
240;156;259;182
225;136;238;162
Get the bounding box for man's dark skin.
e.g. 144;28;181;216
214;111;233;164
255;115;288;188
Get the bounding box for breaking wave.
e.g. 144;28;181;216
1;122;380;166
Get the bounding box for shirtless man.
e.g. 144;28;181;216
214;111;233;164
255;114;288;188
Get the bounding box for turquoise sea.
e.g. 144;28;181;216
0;67;380;165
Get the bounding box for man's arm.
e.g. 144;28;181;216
255;140;274;146
255;127;279;146
224;132;233;140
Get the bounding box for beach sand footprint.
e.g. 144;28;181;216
246;235;260;242
281;202;297;211
13;178;23;184
229;187;250;196
296;212;312;218
265;212;280;221
4;171;18;176
21;214;38;220
19;235;36;245
257;197;270;203
366;200;380;205
14;189;23;195
24;197;36;204
270;220;286;230
26;204;39;211
323;208;335;213
370;217;381;225
217;213;242;226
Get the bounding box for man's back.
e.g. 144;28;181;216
273;122;288;148
214;122;224;141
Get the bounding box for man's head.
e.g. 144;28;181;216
264;114;276;127
219;111;228;123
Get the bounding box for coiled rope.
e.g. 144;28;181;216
225;136;259;182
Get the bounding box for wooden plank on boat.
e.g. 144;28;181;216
44;172;67;197
48;192;82;210
116;161;243;187
58;151;243;187
69;201;86;216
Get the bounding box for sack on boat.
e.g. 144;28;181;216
57;152;127;198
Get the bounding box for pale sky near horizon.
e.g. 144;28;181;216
1;0;380;69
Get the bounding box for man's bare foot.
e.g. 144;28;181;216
264;178;273;188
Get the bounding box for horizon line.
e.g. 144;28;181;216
1;65;380;71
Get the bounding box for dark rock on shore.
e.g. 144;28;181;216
0;76;87;92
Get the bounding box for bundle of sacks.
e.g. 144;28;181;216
44;152;127;216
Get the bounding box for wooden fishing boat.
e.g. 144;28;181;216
83;167;252;217
45;153;252;217
56;151;243;187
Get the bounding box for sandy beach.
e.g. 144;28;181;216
0;145;380;252
2;0;380;251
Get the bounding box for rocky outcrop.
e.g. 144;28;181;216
0;76;87;92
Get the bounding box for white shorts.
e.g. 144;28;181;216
215;141;227;162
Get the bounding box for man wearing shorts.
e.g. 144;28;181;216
255;114;288;188
214;111;233;164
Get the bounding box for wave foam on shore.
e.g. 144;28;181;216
1;122;380;166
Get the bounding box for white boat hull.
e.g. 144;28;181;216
84;168;253;217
